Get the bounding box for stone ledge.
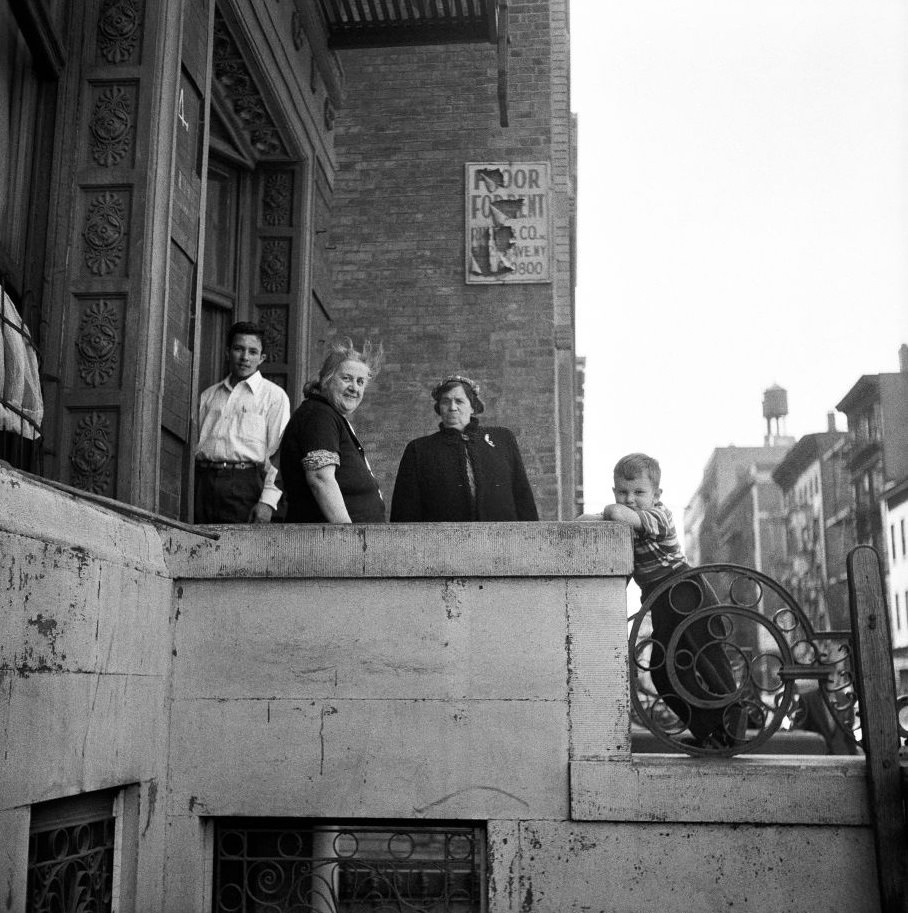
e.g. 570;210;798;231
570;756;870;826
162;521;634;579
0;468;168;575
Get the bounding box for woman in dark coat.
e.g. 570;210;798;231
281;338;386;523
390;375;538;521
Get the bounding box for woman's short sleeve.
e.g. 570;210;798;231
296;405;342;460
302;449;340;470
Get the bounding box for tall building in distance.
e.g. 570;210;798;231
684;386;794;571
685;353;908;689
883;476;908;690
837;346;908;689
574;356;587;515
835;346;908;561
771;417;852;632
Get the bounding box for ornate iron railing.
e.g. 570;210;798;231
629;564;860;757
214;821;486;913
27;816;115;912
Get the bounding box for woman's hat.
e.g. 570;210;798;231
431;374;485;413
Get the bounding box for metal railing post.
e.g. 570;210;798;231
848;544;908;912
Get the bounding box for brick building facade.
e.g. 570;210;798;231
325;7;576;517
1;0;576;521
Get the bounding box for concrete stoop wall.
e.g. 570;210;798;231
0;468;882;911
0;469;172;906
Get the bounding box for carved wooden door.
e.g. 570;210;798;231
159;0;215;519
199;156;245;395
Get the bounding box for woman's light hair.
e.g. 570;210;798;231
304;337;384;398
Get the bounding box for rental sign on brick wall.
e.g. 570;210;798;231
466;163;551;284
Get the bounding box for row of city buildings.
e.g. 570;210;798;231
684;345;908;689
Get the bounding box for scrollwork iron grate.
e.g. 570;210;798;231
213;821;486;913
629;564;860;757
27;816;115;912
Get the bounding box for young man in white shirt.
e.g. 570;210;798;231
195;322;290;523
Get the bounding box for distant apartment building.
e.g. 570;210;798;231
835;345;908;689
575;355;586;515
835;346;908;575
686;447;775;566
684;386;794;570
714;460;788;594
771;422;852;632
883;476;908;690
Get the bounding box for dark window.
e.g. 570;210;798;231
27;792;117;913
213;820;487;913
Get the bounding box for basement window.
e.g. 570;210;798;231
27;786;138;913
212;819;487;913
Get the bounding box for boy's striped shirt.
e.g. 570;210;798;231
631;501;687;590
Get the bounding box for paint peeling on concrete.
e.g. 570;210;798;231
7;643;65;677
356;526;368;574
520;883;534;912
3;552;48;595
143;779;158;836
69;545;92;579
26;613;58;639
319;705;338;774
442;578;467;619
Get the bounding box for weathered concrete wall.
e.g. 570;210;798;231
160;524;628;829
490;820;876;913
0;469;885;911
0;468;175;907
159;522;880;912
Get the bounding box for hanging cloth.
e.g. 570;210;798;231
1;287;43;439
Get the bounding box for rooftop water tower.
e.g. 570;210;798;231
762;384;788;445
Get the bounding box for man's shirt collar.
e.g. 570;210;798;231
222;370;263;393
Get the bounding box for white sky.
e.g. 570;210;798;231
571;0;908;531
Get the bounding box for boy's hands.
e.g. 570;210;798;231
602;503;643;529
574;504;644;530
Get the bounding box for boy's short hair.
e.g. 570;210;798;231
226;321;265;349
614;452;661;488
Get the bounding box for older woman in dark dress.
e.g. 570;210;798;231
390;375;538;521
281;338;385;523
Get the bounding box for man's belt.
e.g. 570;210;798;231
196;460;259;471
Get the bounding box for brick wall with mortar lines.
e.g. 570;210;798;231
325;1;571;519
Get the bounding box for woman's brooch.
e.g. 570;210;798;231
484;433;495;447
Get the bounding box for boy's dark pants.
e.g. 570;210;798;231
644;572;745;745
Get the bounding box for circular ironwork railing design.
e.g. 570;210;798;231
214;823;483;913
628;564;860;757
